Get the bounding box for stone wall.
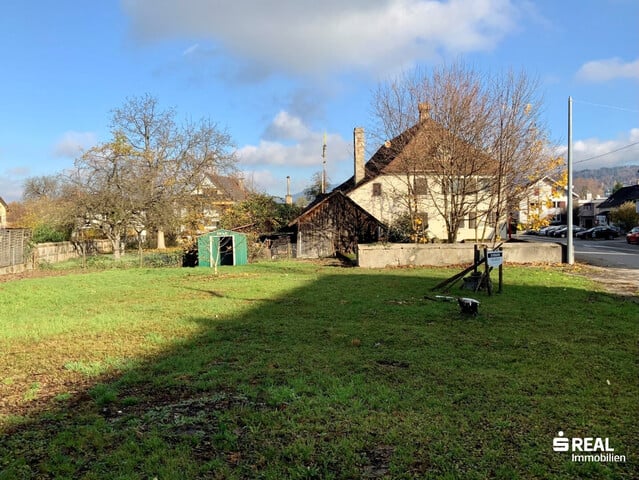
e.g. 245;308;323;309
357;241;562;268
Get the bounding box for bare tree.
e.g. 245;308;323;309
484;69;561;238
371;63;494;242
370;62;558;243
110;94;236;248
70;133;142;258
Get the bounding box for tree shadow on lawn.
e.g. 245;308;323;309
1;267;637;479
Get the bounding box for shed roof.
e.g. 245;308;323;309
199;228;247;238
288;190;385;228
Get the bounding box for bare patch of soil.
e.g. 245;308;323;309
567;264;639;298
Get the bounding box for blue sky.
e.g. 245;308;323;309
1;0;638;202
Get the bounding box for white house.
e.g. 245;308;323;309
334;106;501;243
517;176;579;228
0;196;7;228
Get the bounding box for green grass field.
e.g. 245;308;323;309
0;260;637;479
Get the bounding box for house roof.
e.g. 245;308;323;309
597;184;639;209
527;176;580;199
333;117;494;194
288;190;386;228
202;173;248;203
0;196;7;208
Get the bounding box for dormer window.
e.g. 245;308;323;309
372;183;382;197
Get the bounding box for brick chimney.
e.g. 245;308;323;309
353;127;365;185
418;102;431;122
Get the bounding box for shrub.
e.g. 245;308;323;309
31;224;71;243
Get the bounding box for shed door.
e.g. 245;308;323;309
219;236;234;265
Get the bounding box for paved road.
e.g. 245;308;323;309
517;234;639;294
573;238;639;269
518;234;639;269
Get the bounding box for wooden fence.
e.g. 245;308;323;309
0;228;31;270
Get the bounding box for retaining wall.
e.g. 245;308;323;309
357;241;562;268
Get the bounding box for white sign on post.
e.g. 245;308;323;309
487;250;503;268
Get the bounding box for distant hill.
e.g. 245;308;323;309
574;165;639;196
575;165;639;187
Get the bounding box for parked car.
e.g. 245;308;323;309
626;226;639;244
539;225;562;236
537;226;552;236
575;226;620;240
551;225;586;238
546;225;565;237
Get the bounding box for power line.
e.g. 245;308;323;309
573;99;639;114
574;141;639;165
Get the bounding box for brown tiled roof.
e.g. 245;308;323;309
334;118;494;193
203;173;249;203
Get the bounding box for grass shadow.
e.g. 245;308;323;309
1;263;637;478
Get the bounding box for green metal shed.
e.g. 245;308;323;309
197;229;248;267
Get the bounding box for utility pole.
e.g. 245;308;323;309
321;132;327;194
567;97;574;265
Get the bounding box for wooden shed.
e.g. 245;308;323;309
197;229;248;267
288;191;386;259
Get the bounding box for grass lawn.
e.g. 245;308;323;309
0;260;637;479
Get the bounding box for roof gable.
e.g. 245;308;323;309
598;184;639;209
289;190;385;228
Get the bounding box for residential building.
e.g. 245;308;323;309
517;176;579;228
290;105;503;257
596;184;639;223
184;173;249;234
577;194;608;228
0;196;6;228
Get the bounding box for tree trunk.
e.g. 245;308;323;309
157;230;166;250
111;234;122;259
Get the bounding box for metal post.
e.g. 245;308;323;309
567;97;574;265
321;133;327;194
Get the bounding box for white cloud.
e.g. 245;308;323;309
576;57;639;82
122;0;520;76
52;131;97;158
237;111;350;168
570;128;639;170
263;111;312;143
236;111;353;195
0;167;31;202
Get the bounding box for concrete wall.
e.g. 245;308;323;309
357;241;562;268
35;242;80;264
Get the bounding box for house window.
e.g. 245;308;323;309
372;183;382;197
414;177;428;195
466;177;478;195
468;212;477;229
